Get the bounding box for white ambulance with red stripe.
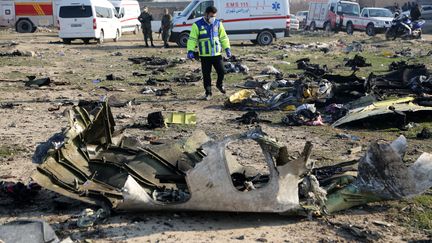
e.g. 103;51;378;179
108;0;140;34
170;0;290;47
0;0;61;32
306;0;360;33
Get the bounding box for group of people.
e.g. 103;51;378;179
394;2;422;21
138;7;172;48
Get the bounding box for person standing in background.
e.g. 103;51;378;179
138;7;154;47
161;8;172;48
410;3;422;21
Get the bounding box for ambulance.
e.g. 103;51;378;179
306;0;360;32
170;0;290;47
0;0;61;32
108;0;140;34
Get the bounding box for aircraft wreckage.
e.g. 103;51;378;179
32;101;432;214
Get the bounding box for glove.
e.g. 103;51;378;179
187;51;195;60
225;48;232;58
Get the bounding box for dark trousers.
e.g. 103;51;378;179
200;55;224;95
142;26;153;45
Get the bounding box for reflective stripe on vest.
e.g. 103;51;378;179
195;19;223;57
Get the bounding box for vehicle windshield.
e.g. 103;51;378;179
180;0;198;17
59;5;92;18
115;7;120;14
339;3;360;16
369;9;393;17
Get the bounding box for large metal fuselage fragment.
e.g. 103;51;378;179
32;101;312;213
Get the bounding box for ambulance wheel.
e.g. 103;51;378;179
16;19;34;33
133;25;139;35
177;32;189;47
366;23;376;36
97;30;104;44
310;21;316;32
346;22;354;35
113;29;120;42
257;30;273;46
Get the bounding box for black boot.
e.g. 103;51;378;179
216;85;226;94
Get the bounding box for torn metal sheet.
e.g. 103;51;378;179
326;135;432;213
0;220;59;243
33;101;314;213
332;97;432;128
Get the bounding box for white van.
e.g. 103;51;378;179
170;0;290;47
58;0;121;44
108;0;141;34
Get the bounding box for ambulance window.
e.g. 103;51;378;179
5;10;11;15
116;7;124;17
330;3;336;12
189;1;214;19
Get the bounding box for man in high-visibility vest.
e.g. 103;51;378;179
186;6;232;100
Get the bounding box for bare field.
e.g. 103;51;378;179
1;29;432;242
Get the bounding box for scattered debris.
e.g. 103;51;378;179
417;128;432;139
106;74;125;81
224;61;249;74
0;50;35;57
111;52;123;56
171;73;201;83
234;111;271;124
332;98;432;128
0;181;41;202
0;103;18;109
165;112;196;125
261;66;281;76
129;56;169;65
345;55;371;68
296;58;328;76
326;135;432;213
30;101;432;216
336;133;360;141
343;41;364;53
282;104;324;126
77;208;109;228
147;111;166;129
225;89;296;111
339;223;382;241
0;220;59;243
372;220;394;227
25;77;51;87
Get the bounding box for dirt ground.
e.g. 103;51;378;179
0;28;432;242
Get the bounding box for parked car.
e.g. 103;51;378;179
296;10;308;22
170;0;291;47
296;10;308;28
58;0;121;44
290;14;299;31
358;8;393;36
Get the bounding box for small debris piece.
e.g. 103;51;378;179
417;128;432;139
